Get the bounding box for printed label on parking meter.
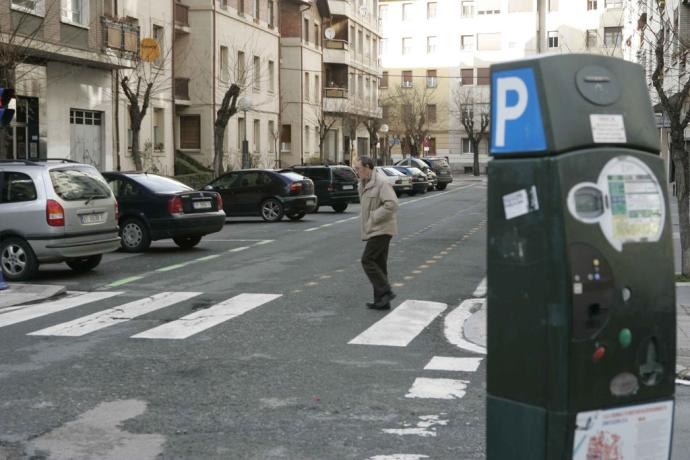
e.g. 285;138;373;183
572;400;673;460
590;114;627;143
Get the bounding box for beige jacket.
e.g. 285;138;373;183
359;168;399;240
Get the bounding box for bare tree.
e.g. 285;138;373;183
312;98;351;164
213;84;241;176
451;85;490;176
363;117;383;163
384;84;436;157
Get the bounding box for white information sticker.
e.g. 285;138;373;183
503;189;529;220
590;114;627;143
572;400;674;460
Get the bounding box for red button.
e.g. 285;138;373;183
592;346;606;363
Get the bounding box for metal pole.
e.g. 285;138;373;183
242;109;249;168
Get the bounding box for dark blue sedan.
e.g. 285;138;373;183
102;172;226;252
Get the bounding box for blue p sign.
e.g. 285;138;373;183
490;68;546;155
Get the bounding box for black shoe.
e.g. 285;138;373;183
366;301;377;307
368;302;391;310
380;291;396;305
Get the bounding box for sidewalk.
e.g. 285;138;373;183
0;283;66;310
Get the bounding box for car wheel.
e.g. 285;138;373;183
173;236;202;249
66;255;102;273
286;211;306;221
260;198;284;222
0;237;39;281
436;183;447;190
332;203;348;213
120;218;151;252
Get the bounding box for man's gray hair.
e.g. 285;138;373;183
358;156;375;170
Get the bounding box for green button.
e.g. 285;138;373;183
619;329;632;348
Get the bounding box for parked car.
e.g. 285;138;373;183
0;159;120;281
377;167;413;197
391;166;428;195
102;172;226;252
394;157;436;190
203;169;317;222
288;164;359;213
419;157;453;190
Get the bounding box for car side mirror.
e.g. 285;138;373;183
203;185;214;191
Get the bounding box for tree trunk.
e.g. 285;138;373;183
672;134;690;276
213;125;225;177
131;128;143;171
0;128;10;160
472;140;480;176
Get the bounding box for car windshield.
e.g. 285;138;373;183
129;174;192;193
382;167;404;176
49;167;112;201
407;167;424;175
333;167;357;182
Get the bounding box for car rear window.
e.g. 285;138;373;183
332;167;357;182
49;167;112;201
129;174;192;193
298;168;330;181
426;158;449;167
279;171;307;182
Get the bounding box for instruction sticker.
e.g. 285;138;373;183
503;186;539;220
590;114;627;143
572;400;673;460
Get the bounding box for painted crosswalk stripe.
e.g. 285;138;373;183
405;377;469;399
0;292;123;329
472;277;487;297
28;292;202;337
131;293;282;340
349;300;447;347
424;357;483;372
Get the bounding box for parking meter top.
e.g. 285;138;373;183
490;54;659;158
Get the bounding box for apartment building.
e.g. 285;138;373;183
379;0;626;171
174;0;280;170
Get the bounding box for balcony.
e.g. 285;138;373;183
324;42;351;65
175;3;191;33
175;78;191;105
101;16;139;60
327;0;349;16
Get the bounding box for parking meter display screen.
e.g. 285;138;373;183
574;187;604;219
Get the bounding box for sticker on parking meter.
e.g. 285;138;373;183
572;400;673;460
502;186;539;220
597;156;665;251
590;114;627;143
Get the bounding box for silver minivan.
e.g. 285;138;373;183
0;160;121;281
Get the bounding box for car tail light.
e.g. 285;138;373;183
115;201;119;221
168;196;184;215
327;185;335;192
289;182;303;194
46;199;65;227
215;193;223;211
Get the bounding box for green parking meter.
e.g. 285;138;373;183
486;54;676;459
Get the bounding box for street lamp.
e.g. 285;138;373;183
379;124;389;164
238;95;252;169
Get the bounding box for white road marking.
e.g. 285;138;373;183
228;246;250;252
382;428;437;438
132;293;281;340
349;300;447;347
424;356;483;372
368;455;429;460
254;240;275;245
28;292;201;337
382;414;448;438
444;298;487;354
405;377;468;399
0;292;122;329
472;277;487;297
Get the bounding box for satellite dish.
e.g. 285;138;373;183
379;124;389;133
324;27;335;40
359;5;367;17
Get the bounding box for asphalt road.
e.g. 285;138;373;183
0;178;489;459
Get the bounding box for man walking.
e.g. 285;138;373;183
354;156;399;310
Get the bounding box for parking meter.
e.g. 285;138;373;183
486;54;676;459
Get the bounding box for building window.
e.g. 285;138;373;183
153;108;164;151
381;71;389;88
403;3;412;20
586;29;597;48
461;1;474;17
380;38;388;55
365;34;371;59
402;70;413;88
281;124;291;152
427;104;437;124
461;35;474;51
548;31;559;48
304;126;310;155
237;51;245;81
427;2;437;18
427;36;437;54
268;0;274;27
61;0;89;26
477;67;490;85
238;118;246;150
268;60;275;92
382;104;390;121
587;0;597;10
604;26;622;47
268;120;275;152
604;0;621;7
315;24;320;48
220;46;229;81
477;33;501;51
12;0;45;15
180;115;201;149
548;0;558;11
462;137;473;154
153;25;165;67
358;30;364;55
379;4;388;20
402;37;412;55
304;18;310;43
358;75;363;97
350;25;356;51
253;120;260;152
315;75;320;102
461;68;474;85
305;72;310;101
426;69;437;88
239;0;244;14
477;0;500;15
253;56;261;91
254;0;260;19
220;0;227;9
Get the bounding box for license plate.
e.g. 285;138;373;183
80;213;105;224
342;185;354;190
307;199;315;205
193;201;212;210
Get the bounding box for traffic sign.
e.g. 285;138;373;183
490;67;546;155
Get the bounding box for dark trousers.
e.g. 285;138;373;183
361;235;392;301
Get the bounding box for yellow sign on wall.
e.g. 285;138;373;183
140;38;161;62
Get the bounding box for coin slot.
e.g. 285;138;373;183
638;337;664;386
